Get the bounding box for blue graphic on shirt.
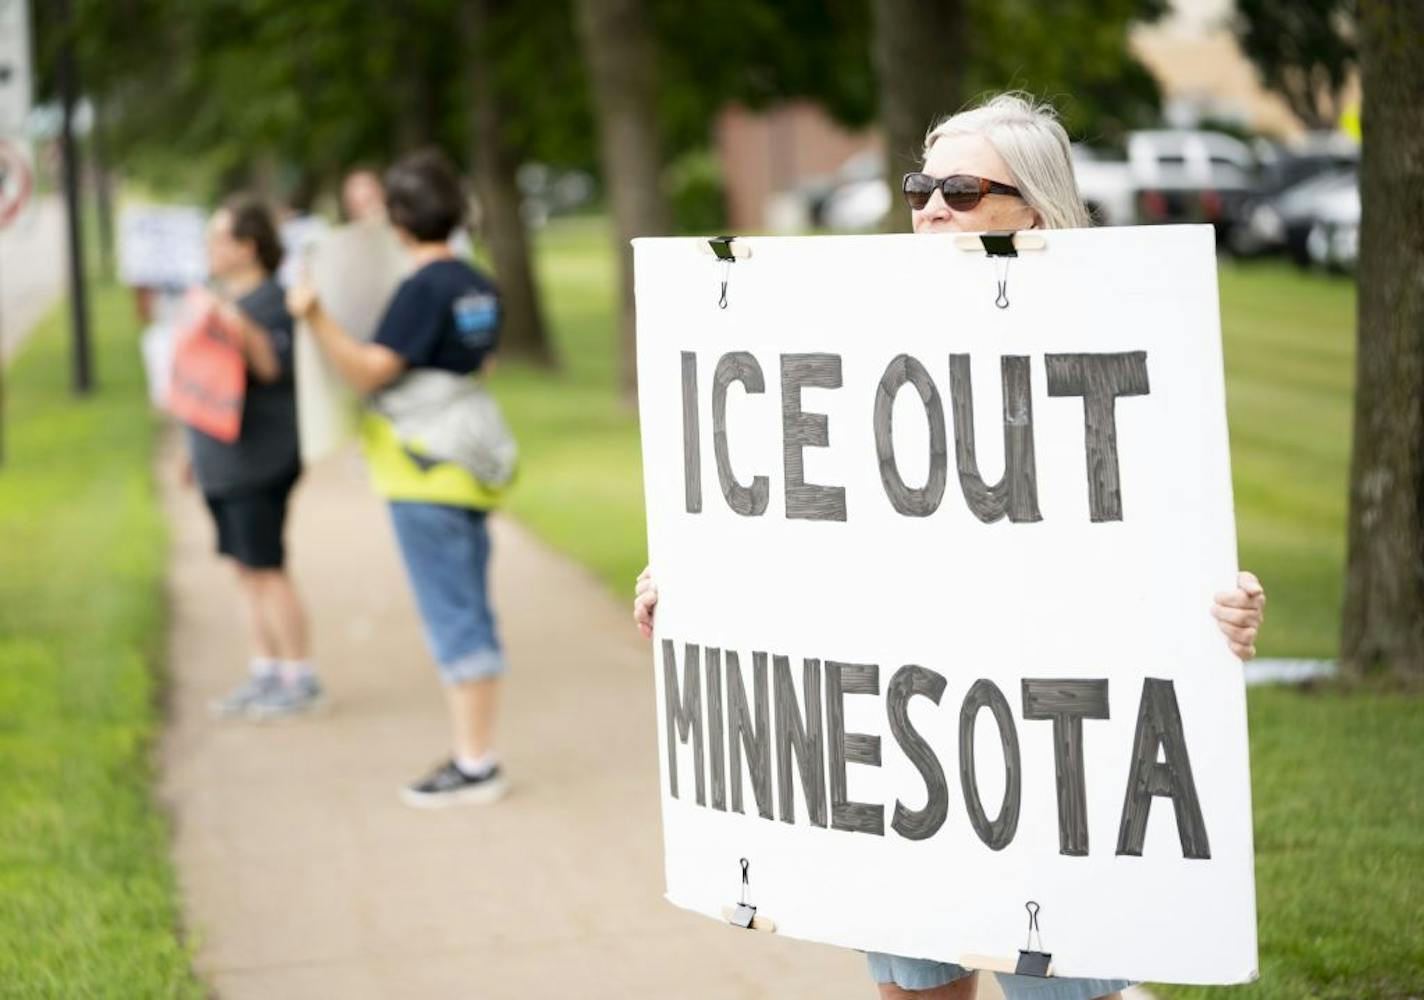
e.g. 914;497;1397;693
452;292;499;350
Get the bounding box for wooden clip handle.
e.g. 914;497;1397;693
959;954;1055;977
952;232;1048;252
700;238;754;261
720;905;777;933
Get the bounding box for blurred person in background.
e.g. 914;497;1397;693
287;150;513;809
190;195;321;720
342;168;387;223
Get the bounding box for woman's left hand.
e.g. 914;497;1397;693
1212;571;1265;661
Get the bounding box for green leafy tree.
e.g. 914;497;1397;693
1235;0;1357;130
968;0;1167;144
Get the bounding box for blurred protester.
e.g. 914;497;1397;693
287;150;514;808
187;195;320;720
342;168;387;223
277;204;329;290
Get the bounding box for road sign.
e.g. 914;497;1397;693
0;139;30;229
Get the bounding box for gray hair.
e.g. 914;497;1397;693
924;92;1092;230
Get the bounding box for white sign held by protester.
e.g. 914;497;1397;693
118;203;208;290
295;219;408;463
0;0;33;137
635;226;1257;986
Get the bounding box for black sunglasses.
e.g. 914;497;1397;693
902;172;1023;211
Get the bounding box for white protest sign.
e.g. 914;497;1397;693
635;226;1257;986
295;219;408;462
0;0;32;137
118;203;207;290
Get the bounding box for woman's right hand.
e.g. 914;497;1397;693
285;281;319;321
633;566;658;639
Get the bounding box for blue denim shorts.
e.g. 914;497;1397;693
866;952;1133;999
388;502;506;685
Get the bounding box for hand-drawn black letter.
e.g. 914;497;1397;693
1045;352;1150;522
949;354;1042;522
781;354;847;521
887;665;950;841
706;647;727;810
728;651;775;820
826;661;885;835
681;352;701;513
1116;678;1211;859
774;654;828;826
1022;678;1110;856
712;352;770;516
959;679;1022;850
873;354;948;516
662;639;705;804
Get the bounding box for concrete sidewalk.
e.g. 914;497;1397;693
158;442;870;999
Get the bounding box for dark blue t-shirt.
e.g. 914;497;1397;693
187;278;300;496
373;259;500;374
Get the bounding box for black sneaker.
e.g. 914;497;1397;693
400;759;507;809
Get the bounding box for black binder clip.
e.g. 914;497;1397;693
1015;900;1053;977
981;232;1017;310
979;231;1020;258
955;229;1046;310
720;856;776;932
708;235;736;309
729;857;757;928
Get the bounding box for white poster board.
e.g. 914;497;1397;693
118;203;207;290
635;226;1257;986
0;0;33;137
294;219;407;463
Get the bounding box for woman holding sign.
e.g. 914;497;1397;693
632;93;1266;1000
186;196;320;720
286;151;514;809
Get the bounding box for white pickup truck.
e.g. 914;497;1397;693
1073;130;1258;235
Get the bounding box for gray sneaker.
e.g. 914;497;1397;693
209;672;281;718
248;674;327;720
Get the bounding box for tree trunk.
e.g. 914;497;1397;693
461;0;556;367
872;0;967;233
91;110;115;281
574;0;672;400
1340;0;1424;685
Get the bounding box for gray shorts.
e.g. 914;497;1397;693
866;952;1133;1000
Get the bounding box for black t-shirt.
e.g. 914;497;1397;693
373;259;500;374
187;279;300;497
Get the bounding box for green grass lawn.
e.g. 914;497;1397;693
498;220;1420;999
0;285;199;995
492;218;649;598
1219;264;1355;661
1159;685;1424;1000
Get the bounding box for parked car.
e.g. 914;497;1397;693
1071;144;1134;226
1242;168;1357;267
1125;129;1257;237
1227;132;1358;255
1305;178;1359;272
817;149;891;232
1074;130;1262;236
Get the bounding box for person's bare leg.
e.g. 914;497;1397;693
251;569;309;662
876;972;977;1000
235;565;279;661
448;677;498;760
